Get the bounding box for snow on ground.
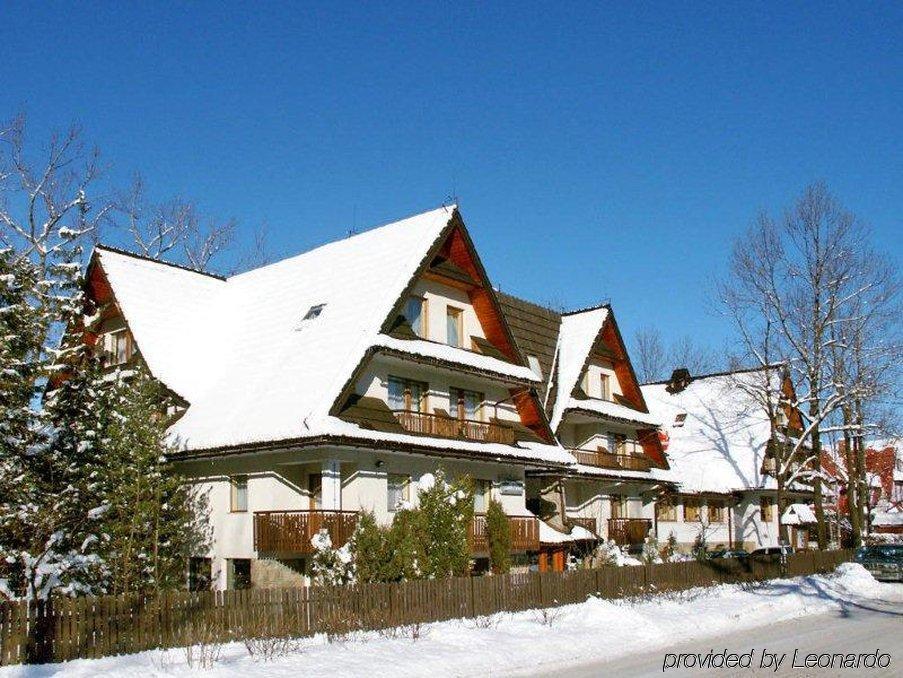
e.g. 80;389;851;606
4;565;900;678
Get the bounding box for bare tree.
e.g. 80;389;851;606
668;335;719;376
720;182;900;549
116;174;237;272
633;326;667;383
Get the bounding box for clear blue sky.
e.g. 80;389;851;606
4;2;901;355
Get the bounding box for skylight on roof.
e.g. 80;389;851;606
673;413;687;428
303;303;326;320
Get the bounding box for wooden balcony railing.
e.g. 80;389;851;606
254;510;359;555
570;449;653;472
607;518;653;546
394;410;517;445
568;516;599;535
468;514;540;552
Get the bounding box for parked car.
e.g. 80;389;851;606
709;548;749;559
750;545;794;558
855;544;903;582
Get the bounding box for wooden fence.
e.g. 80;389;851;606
0;549;853;666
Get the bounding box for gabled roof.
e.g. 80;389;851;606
90;206;571;465
549;306;610;430
641;367;781;493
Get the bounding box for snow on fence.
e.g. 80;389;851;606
0;549;853;666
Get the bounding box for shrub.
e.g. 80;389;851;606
349;511;391;583
486;498;511;574
309;530;354;586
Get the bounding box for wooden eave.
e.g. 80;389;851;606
169;432;572;470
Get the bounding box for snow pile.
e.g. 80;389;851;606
3;565;898;678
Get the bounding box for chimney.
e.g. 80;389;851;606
666;368;692;394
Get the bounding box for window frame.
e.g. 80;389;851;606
599;373;611;401
103;328;132;366
759;496;774;522
405;295;428;338
230;475;248;513
656;495;678;521
683;497;701;522
473;479;491;514
707;499;725;523
388;376;428;412
450;386;484;421
446;305;464;347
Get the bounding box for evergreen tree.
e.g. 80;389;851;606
415;469;473;578
486;498;511;574
94;367;210;595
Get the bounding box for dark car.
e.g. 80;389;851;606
750;545;794;558
855;544;903;582
709;548;749;559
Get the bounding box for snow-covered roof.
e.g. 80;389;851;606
872;508;903;527
94;206;568;465
96;250;226;401
549;306;609;429
782;503;816;525
539;521;597;544
570;463;676;484
565;397;661;427
641;369;779;493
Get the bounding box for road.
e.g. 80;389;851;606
529;586;903;677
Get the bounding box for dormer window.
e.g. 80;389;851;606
446;306;463;347
303;304;326;320
102;329;132;366
405;296;427;338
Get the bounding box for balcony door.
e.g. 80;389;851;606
388;376;426;412
610;494;627;519
450;387;482;421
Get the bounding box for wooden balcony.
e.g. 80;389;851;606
570;449;652;472
468;514;540;552
607;518;652;546
568;516;599;535
253;510;359;555
394;410;517;445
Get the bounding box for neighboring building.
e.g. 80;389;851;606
86;206;576;589
641;367;814;552
498;295;672;566
822;439;903;538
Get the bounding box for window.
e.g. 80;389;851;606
230;475;248;512
387;474;410;512
228;558;251;590
759;497;774;522
707;499;725;523
526;355;543;379
450;387;483;421
405;296;427;337
656;495;677;521
303;304;325;320
673;413;687;428
308;473;322;510
610;433;627;455
684;497;701;522
600;373;611;401
188;557;212;591
102;329;132;365
388;376;427;412
473;479;491;513
446;306;463;347
610;494;626;519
